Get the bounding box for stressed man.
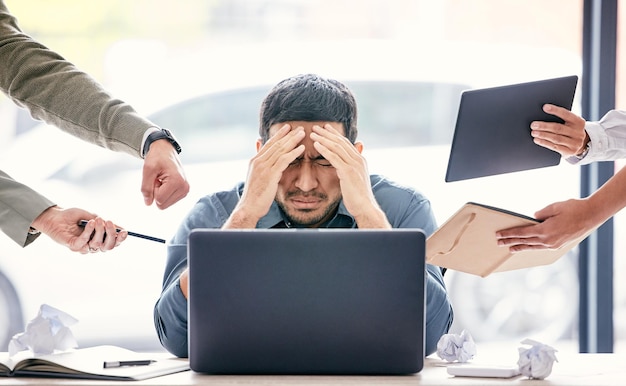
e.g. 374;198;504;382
154;73;453;358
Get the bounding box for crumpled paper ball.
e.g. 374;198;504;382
517;338;558;379
8;304;78;357
436;329;476;363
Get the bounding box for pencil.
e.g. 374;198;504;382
78;220;166;244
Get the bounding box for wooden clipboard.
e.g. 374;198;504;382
426;202;589;277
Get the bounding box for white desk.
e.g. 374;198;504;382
4;351;626;385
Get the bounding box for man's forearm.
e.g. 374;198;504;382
352;206;392;229
222;207;261;229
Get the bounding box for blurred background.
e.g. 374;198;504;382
1;0;625;353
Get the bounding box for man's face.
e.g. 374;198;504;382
266;121;344;227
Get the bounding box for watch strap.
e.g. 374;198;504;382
142;128;182;157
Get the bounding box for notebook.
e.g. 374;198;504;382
0;346;189;381
445;75;578;182
187;228;426;375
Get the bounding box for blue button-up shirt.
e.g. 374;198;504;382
154;174;453;358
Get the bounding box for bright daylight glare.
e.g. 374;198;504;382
1;0;625;354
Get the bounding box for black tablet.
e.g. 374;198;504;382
445;75;578;182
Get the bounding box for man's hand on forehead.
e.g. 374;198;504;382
262;124;305;157
310;124;357;165
230;124;305;228
264;122;351;167
310;123;378;224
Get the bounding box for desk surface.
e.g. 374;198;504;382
4;350;625;386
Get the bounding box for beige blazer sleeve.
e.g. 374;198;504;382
0;170;55;247
0;0;156;158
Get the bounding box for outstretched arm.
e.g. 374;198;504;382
496;166;626;251
0;1;189;209
32;206;127;253
0;169;127;251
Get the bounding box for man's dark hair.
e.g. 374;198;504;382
259;73;358;143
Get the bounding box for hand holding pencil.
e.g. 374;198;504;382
78;220;165;244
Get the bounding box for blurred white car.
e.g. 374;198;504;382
0;40;582;350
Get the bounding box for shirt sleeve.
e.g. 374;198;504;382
567;110;626;164
371;176;438;235
153;190;238;357
0;169;55;246
0;0;154;158
153;217;199;358
371;176;453;355
153;245;190;358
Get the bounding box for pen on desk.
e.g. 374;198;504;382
78;220;166;244
103;360;157;368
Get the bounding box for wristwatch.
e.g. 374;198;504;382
142;128;182;158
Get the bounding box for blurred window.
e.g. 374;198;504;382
147;82;468;164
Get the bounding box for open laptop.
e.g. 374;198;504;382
445;75;578;182
187;228;426;375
